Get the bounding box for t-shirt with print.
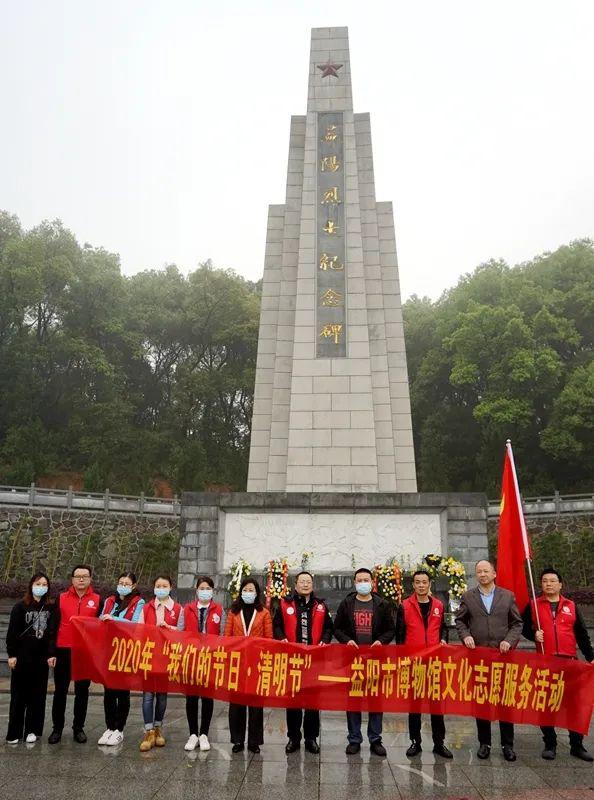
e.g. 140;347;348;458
353;598;374;644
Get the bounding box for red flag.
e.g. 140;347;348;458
496;441;531;612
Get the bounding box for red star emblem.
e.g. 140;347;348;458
317;59;343;78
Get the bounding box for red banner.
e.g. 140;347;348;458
71;618;594;734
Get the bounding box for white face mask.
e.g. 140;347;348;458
197;588;213;603
355;581;372;596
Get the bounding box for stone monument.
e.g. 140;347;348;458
177;28;488;600
247;26;416;494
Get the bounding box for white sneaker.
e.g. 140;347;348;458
107;730;124;745
25;734;37;744
199;734;211;751
98;729;113;745
6;739;19;745
184;734;199;751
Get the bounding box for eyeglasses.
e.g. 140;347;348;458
73;574;91;580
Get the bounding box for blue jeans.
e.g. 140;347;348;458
346;711;383;744
142;692;168;730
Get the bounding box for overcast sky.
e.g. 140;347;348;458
2;1;593;299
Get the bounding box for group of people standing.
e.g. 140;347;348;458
5;559;593;763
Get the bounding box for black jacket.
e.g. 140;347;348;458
6;599;58;662
333;592;396;645
272;592;334;644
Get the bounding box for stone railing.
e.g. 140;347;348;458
487;491;594;518
0;484;180;517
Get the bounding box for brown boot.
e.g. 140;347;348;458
139;729;156;752
154;726;166;747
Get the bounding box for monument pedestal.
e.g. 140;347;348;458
177;491;488;604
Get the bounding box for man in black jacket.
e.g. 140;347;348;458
273;571;333;754
333;567;396;757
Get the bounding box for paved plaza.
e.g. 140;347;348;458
0;692;592;799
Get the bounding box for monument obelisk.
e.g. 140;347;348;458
176;28;490;599
248;26;417;493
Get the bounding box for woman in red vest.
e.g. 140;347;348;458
272;571;333;754
138;575;183;751
97;571;145;747
182;575;223;752
523;567;594;762
225;577;272;753
396;570;452;760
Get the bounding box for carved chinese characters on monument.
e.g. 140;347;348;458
317;113;346;357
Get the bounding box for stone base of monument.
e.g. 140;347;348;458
176;492;488;606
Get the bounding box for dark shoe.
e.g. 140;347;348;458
370;740;387;757
73;729;87;744
433;743;453;759
477;744;491;759
570;746;594;762
232;743;244;753
406;741;422;757
502;746;516;762
285;739;300;754
48;730;62;744
248;744;260;754
541;747;556;760
304;739;320;754
345;742;361;755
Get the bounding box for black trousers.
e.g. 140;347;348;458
408;713;445;745
229;703;264;748
103;688;130;732
51;647;90;732
541;726;583;749
286;708;320;742
186;695;214;736
7;660;49;741
476;718;514;747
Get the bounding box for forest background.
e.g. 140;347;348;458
0;210;592;499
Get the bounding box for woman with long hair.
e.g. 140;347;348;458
97;571;144;746
224;577;272;754
5;572;57;744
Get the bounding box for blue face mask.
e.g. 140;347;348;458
197;589;213;603
241;591;256;605
154;588;170;600
117;585;132;596
356;581;372;596
32;585;48;598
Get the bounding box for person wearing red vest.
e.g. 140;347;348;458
182;575;223;752
97;571;145;747
49;564;100;745
396;570;452;759
272;571;333;754
522;567;594;762
138;575;184;752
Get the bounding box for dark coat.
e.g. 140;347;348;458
454;586;522;648
333;592;396;645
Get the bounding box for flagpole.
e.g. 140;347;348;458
505;439;543;652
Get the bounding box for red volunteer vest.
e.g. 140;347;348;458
183;601;223;635
532;595;577;657
102;593;143;621
280;597;327;645
56;585;101;648
402;595;444;647
143;598;183;627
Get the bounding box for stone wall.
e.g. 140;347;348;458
487;513;594;590
0;505;180;588
178;491;488;603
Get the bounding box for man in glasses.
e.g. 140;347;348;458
49;565;100;744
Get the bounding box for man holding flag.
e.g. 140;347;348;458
522;567;594;762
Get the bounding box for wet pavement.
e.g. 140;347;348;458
0;692;592;799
